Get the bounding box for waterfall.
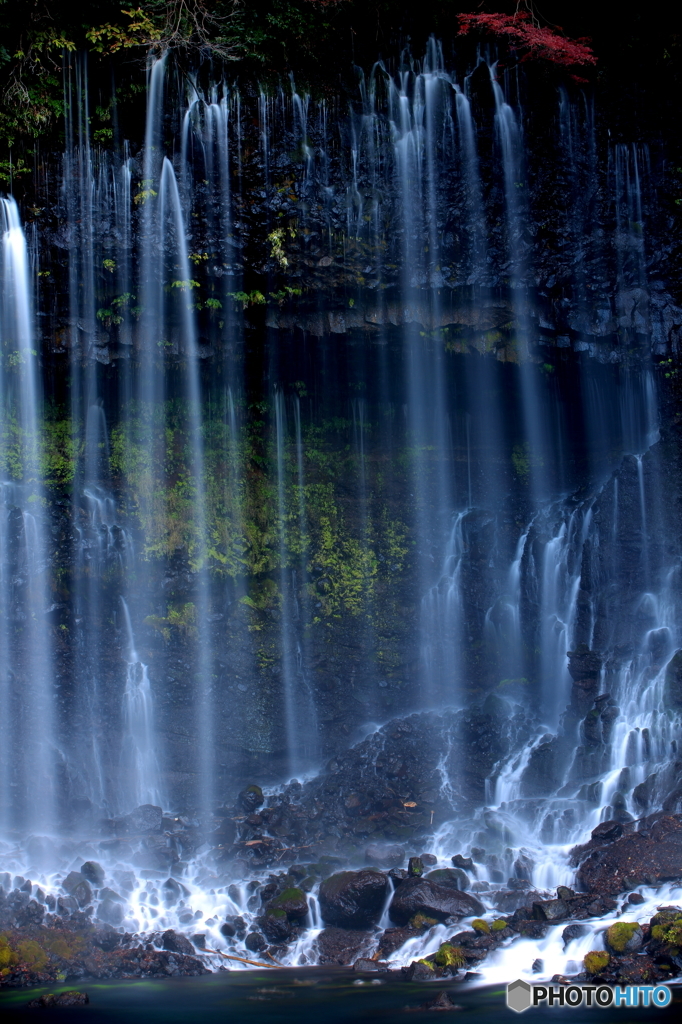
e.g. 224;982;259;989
1;35;682;988
120;598;162;810
0;198;55;834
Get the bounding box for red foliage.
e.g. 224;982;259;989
457;11;597;68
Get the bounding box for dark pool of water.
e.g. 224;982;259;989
1;970;680;1023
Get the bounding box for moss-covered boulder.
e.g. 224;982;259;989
649;908;682;954
605;922;643;954
433;942;465;968
267;887;309;921
584;950;611;975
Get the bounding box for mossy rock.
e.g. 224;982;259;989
491;919;508;932
268;887;309;920
433;943;465;968
650;912;682;952
605;921;643;954
584;950;611;975
472;918;490;934
416;958;434;971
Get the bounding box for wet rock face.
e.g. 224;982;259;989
316;927;373;965
61;871;93;909
80;861;105;887
162;929;196;957
664;650;682;710
388;877;484;926
318;869;389;929
572;813;682;892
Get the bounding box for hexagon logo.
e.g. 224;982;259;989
507;979;532;1013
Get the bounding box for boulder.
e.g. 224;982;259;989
590;820;623;844
80;861;105;887
266;887;308;921
124;804;163;833
573;814;682;893
97;898;124;926
451;855;474;871
244;931;266;952
319;869;389;929
532;898;569;922
388;877;484;926
316;927;373;965
492;889;543;914
426;868;469;890
604;922;644;955
162;929;196;956
62;872;92;908
376;926;417;958
562;923;588;947
238;785;264;812
56;895;78;916
260;907;292;943
408;857;424;877
162;877;189;905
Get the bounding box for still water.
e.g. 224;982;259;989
1;970;680;1022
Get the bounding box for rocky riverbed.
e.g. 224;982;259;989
2;780;681;990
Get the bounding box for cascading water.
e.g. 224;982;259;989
120;597;162;810
1;37;682;999
0;198;56;835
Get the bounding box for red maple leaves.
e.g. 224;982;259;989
458;11;597;69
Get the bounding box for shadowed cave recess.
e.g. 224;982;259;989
2;10;682;992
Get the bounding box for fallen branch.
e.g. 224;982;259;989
204;948;280;968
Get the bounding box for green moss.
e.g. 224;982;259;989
584;950;611;975
433;943;465;968
511;441;543;481
472;918;490;934
416;958;434;971
0;934;16;969
409;913;438;930
42;932;85;959
144;602;197;641
15;939;48;970
491;919;508;932
651;916;682;952
605;921;640;953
